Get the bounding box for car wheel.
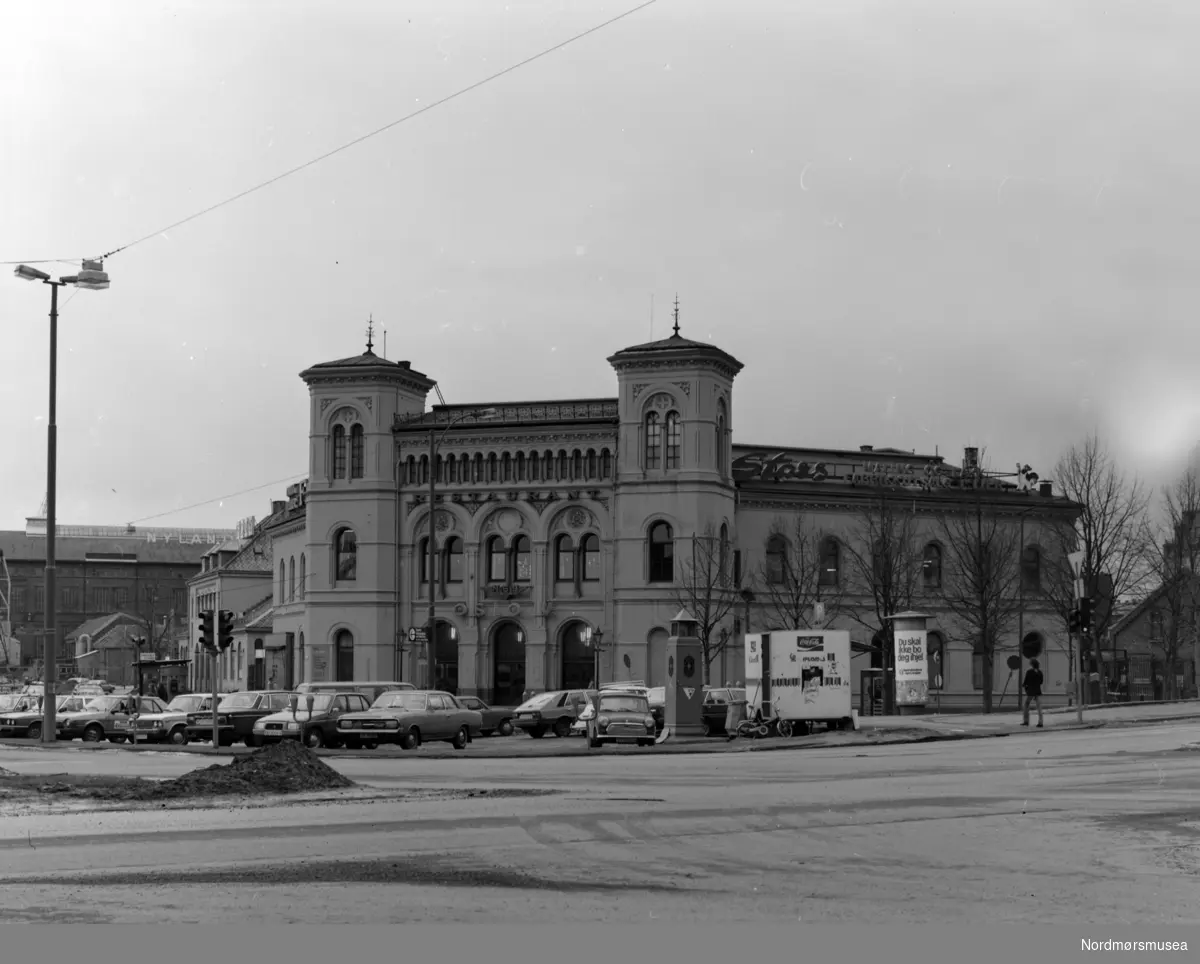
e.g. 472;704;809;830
169;726;188;746
529;727;546;739
452;725;469;750
305;728;325;749
108;736;127;744
498;719;514;737
553;717;571;739
217;733;235;747
701;720;712;737
26;722;42;741
777;719;794;738
400;728;420;751
83;724;104;743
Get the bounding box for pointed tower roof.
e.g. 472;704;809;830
608;296;743;375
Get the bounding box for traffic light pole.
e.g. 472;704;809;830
211;648;220;748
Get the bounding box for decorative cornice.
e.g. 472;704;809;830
395;430;617;451
610;357;741;380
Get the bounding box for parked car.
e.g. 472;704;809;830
701;686;746;736
56;695;168;743
512;689;591;739
454;695;517;736
337;690;483;750
115;693;213;745
587;691;657;748
253;690;373;749
187;691;292;746
0;694;90;740
570;690;602;736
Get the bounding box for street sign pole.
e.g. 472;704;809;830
1068;550;1085;724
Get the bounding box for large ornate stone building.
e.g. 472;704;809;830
211;321;1082;713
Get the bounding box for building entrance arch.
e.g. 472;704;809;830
560;621;592;690
492;621;526;706
432;620;459;694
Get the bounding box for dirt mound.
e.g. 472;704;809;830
160;740;355;798
8;740;358;803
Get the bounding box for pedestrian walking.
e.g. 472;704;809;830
1021;658;1044;728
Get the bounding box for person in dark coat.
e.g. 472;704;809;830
156;681;170;703
1021;658;1044;728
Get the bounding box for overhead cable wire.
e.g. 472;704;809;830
126;472;310;526
1;0;659;268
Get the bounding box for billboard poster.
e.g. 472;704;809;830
764;630;852;721
894;629;929;705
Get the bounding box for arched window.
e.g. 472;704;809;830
297;631;305;683
487;537;506;582
516;451;526;481
648;521;674;583
645;412;662;470
557;450;567;479
560;621;593;689
555;535;574;582
529;451;540;481
332;424;347;479
766;534;788;585
502;452;513;482
927;631;945;690
665;411;681;469
350;424;364;478
1021;546;1041;592
719;523;730;576
513;535;532;582
488;453;498;482
923;544;943;589
572;450;583;479
334;629;354;682
818;537;840;588
279;561;286;602
447;454;458;483
581;534;601;581
716;399;728;474
405;456;416;484
299;553;306;599
473;453;483;482
445;536;464;583
600;448;612;478
334;528;357;581
586;450;597;478
419;454;429;484
288;556;295;602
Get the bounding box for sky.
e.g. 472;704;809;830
3;0;1200;533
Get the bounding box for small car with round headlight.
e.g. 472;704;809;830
587;691;657;748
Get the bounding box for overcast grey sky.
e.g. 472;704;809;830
3;0;1198;532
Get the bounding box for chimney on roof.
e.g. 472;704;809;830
271;500;286;515
1039;481;1053;497
859;445;873;452
963;447;979;473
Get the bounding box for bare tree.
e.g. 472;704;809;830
936;489;1023;713
1147;467;1200;699
1051;434;1152;638
754;514;844;631
841;494;922;714
674;525;744;685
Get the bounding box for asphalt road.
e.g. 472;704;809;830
1;722;1199;923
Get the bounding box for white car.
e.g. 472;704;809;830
113;693;213;745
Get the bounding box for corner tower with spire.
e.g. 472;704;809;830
606;298;744;682
297;324;436;684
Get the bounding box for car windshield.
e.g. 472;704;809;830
373;693;426;711
294;694;335;712
219;693;258;709
519;692;560;710
730;689;746;701
83;697;118;711
57;697;88;713
599;695;647;713
169;696;205;712
13;697;41;713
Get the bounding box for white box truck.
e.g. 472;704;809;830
745;630;853;732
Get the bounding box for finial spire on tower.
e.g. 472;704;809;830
672;294;681;336
365;314;375;354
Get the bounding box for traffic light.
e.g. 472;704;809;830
1079;597;1094;635
1068;609;1082;634
197;609;215;650
217;610;235;652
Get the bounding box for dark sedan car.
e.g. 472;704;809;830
701;687;746;736
454;695;517;737
186;691;292;746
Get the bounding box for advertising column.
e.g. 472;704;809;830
886;611;931;716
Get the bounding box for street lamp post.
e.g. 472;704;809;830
14;261;109;744
422;407;499;688
583;626;605;688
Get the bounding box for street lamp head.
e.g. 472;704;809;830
14;264;51;282
74;259;110;291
